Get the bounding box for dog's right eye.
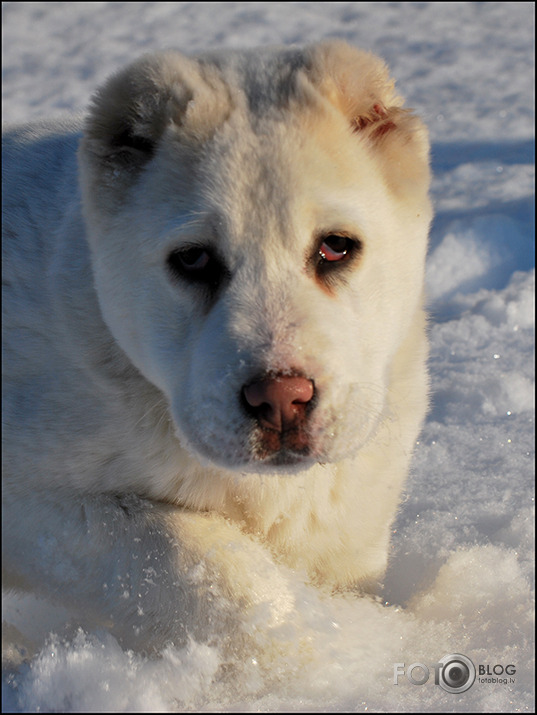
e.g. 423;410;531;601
167;247;226;291
172;247;210;271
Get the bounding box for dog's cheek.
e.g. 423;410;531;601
120;293;198;405
302;293;389;453
164;326;249;463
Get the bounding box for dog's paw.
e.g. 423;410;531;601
171;511;296;633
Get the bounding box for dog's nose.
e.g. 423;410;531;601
242;374;315;432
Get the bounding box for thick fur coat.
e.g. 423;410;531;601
2;41;431;652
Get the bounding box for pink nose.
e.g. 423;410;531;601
242;374;315;432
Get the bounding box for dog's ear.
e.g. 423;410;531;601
310;41;430;194
82;51;230;168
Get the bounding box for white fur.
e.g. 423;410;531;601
2;41;431;653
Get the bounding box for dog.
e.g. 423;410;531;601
2;41;431;653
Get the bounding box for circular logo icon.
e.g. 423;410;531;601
438;653;476;693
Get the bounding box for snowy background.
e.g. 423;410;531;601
2;1;534;712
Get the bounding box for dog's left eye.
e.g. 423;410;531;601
313;234;362;287
319;235;355;263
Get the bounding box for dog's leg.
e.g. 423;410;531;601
3;491;294;651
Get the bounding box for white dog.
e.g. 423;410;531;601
3;41;431;653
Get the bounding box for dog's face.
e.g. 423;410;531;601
80;42;431;472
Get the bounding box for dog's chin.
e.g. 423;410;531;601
210;447;321;476
249;449;320;473
178;431;321;475
176;418;370;476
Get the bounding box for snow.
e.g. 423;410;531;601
2;2;534;712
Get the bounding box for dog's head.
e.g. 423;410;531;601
79;41;431;472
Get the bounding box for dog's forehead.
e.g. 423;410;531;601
201;124;294;243
186;108;374;256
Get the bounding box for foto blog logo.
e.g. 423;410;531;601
394;654;476;694
394;654;517;693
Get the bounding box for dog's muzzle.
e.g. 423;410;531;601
241;373;316;463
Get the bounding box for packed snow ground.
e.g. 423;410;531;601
2;2;534;712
